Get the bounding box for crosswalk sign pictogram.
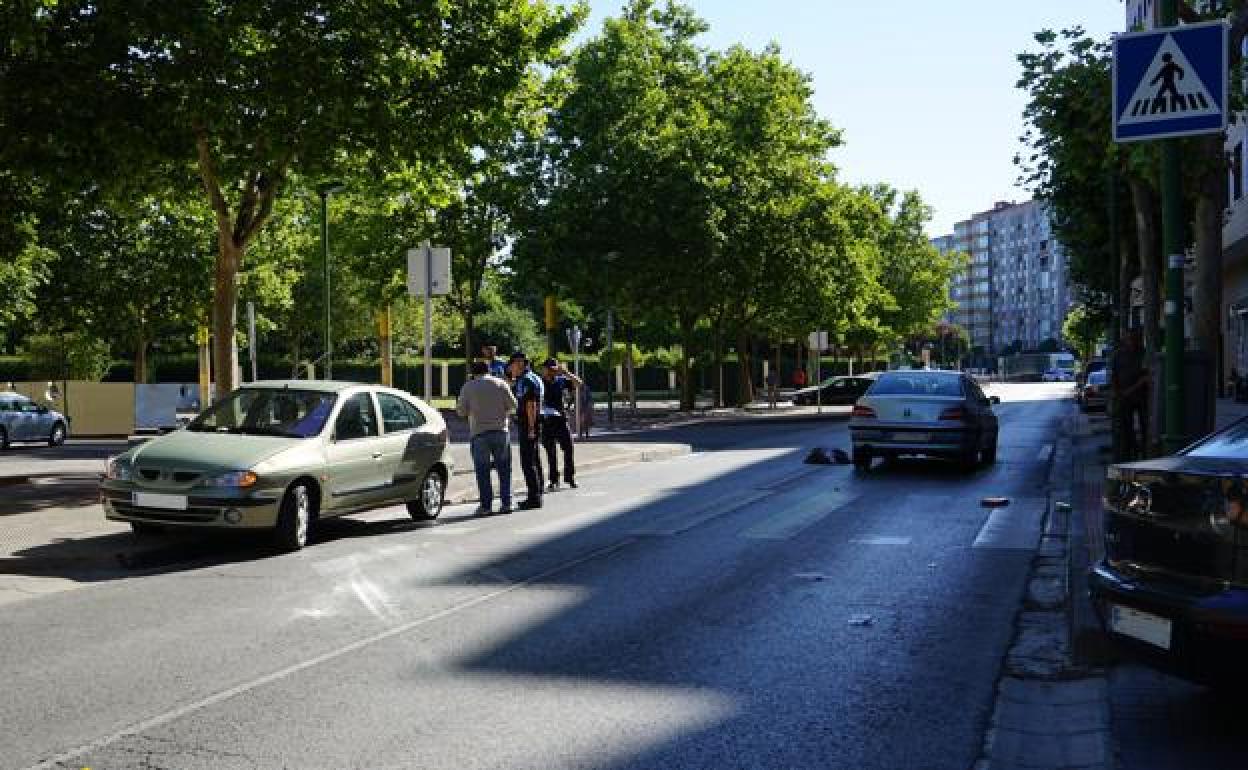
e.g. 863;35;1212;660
1113;20;1227;143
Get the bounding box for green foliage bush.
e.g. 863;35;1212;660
22;332;111;381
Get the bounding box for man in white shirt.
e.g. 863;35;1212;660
457;361;518;514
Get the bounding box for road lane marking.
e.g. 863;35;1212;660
972;498;1047;549
1036;443;1054;463
25;538;637;770
739;488;857;540
851;536;912;546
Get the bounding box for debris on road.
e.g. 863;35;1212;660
981;496;1010;508
847;614;874;627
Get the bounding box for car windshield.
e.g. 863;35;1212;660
187;389;337;438
1186;419;1248;458
1087;371;1108;385
869;373;962;397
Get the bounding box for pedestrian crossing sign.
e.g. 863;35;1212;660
1113;20;1227;143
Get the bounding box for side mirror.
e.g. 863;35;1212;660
989;396;1001;405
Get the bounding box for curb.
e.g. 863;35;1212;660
975;411;1113;770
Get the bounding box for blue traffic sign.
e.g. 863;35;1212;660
1113;20;1228;142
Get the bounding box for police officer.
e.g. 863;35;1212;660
539;357;582;490
507;351;545;509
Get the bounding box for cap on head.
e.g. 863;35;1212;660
542;357;559;369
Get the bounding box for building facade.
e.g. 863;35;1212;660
932;200;1072;360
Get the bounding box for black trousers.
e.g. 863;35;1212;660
541;414;575;484
517;429;544;501
1120;399;1147;461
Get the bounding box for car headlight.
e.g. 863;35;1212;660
204;470;259;488
106;456;132;481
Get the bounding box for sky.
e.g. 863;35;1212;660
578;0;1126;237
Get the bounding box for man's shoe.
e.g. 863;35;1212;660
518;499;543;510
474;505;493;516
568;480;578;489
497;504;513;515
546;481;559;492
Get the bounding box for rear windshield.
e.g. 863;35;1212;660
869;373;963;397
1087;370;1108;385
1186;419;1248;458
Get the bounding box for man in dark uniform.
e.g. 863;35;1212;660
508;351;545;509
540;357;583;491
1112;329;1149;460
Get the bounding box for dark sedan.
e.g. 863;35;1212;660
791;375;875;406
1090;420;1248;684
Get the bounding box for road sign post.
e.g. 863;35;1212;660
407;242;452;402
1113;13;1228;453
808;331;828;414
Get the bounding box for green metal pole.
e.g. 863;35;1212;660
1161;0;1184;453
1109;154;1122;462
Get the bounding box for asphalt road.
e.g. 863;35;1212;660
2;384;1070;770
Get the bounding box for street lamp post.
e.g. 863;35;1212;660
317;181;346;380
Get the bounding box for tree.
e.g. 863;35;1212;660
4;1;581;397
1063;304;1107;364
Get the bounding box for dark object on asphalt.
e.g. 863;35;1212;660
517;499;542;510
803;447;852;465
1090;417;1248;685
981;497;1010;508
848;370;1000;473
791;375;876;406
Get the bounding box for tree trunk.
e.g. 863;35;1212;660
133;320;148;385
625;323;637;412
1129;178;1162;353
736;328;754;407
1192;134;1225;431
212;240;241;400
1119;239;1135;344
713;329;724;408
678;314;697;411
463;309;476;380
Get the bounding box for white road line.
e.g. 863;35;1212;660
1036;443;1054;463
739;488;856;540
851;535;912;546
25;539;637;770
972;499;1047;550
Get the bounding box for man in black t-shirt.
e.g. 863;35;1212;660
540;358;583;490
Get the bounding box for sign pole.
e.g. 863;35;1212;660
1159;0;1183;453
422;240;433;402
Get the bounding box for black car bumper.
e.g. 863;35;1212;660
1088;559;1248;683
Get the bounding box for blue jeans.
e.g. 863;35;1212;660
470;430;512;508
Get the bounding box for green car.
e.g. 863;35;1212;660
100;381;454;550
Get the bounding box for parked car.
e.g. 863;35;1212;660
791;375;876;406
1042;368;1073;382
848;370;1000;472
1077;358;1106;389
99;381;453;551
1090;418;1248;684
0;392;69;449
1079;369;1109;411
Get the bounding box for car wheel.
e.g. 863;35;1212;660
852;448;872;472
48;421;66;447
407;469;445;521
130;521;164;536
982;433;998;465
0;426;8;450
274;482;315;551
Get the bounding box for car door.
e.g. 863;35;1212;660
323;391;387;511
12;397;38;441
372;391;439;503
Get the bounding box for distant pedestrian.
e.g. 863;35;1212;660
540;358;582;491
482;345;507;379
766;369;779;409
1112;329;1149;461
577;379;594;439
457;361;518;515
508;351;545;509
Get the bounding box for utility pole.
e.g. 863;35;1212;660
1160;0;1185;453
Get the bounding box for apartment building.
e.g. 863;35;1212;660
932;200;1072;360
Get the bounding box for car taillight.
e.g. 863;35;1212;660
938;406;967;421
851;405;876;418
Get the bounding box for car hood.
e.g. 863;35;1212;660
127;429;300;472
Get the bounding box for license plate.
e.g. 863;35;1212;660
1110;604;1172;650
133;492;188;511
890;432;931;442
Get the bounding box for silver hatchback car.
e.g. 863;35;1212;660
848;370;999;471
0;392;70;449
